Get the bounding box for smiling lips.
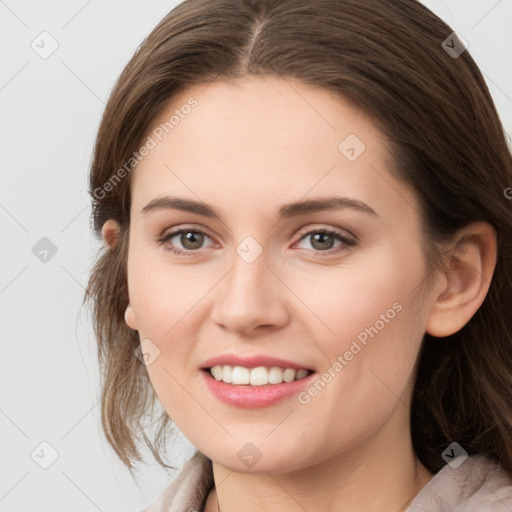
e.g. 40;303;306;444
210;365;310;385
200;354;316;408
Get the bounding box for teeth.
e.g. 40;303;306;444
283;369;296;383
296;369;309;380
250;366;268;386
209;365;310;385
212;365;223;381
268;366;283;384
231;366;249;385
222;365;233;383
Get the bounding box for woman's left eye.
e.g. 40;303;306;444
294;229;356;254
157;227;356;256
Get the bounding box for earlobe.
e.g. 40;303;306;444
125;305;138;330
425;222;497;338
102;219;121;249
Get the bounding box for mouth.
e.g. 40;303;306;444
199;357;317;408
202;365;313;386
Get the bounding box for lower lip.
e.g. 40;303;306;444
201;369;315;408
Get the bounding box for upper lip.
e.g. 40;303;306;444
200;354;314;371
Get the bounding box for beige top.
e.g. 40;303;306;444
140;450;512;511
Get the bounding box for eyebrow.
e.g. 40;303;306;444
140;195;379;219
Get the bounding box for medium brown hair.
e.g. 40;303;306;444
83;0;512;476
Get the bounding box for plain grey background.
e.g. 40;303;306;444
1;0;511;510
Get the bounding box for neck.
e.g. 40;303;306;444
205;406;433;512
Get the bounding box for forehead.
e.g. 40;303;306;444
131;76;418;222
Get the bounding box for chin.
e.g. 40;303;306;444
199;438;315;475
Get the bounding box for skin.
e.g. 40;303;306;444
102;76;497;512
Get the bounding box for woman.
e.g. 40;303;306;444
84;0;512;510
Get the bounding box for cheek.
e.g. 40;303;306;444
287;250;424;351
127;254;214;408
288;246;427;413
128;246;213;339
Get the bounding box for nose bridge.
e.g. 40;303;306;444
225;241;271;308
211;236;288;332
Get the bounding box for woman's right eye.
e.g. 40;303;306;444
157;228;214;255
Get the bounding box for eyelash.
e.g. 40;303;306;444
156;226;357;257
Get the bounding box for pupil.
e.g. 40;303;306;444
312;232;333;250
182;231;203;249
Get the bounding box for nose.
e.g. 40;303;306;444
210;248;290;335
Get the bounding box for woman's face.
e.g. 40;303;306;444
124;76;437;473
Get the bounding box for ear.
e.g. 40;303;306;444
101;220;137;329
425;221;497;337
124;304;138;331
101;219;121;249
